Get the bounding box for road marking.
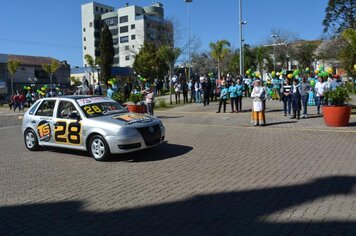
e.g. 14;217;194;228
0;125;21;130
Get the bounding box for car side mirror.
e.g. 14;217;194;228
70;110;81;121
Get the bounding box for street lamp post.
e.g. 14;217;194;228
184;0;192;81
271;34;277;71
239;0;247;76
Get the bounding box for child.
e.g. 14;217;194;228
291;78;301;119
307;90;315;106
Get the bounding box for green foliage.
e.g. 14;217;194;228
325;86;351;106
322;0;355;34
157;99;167;108
128;93;143;104
99;25;114;84
7;59;20;76
111;92;126;104
84;54;95;68
42;60;60;75
291;43;318;69
339;28;356;77
209;40;230;78
133;42;168;82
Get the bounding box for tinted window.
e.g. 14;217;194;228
29;101;41;115
120;36;129;43
120;26;128;33
120;15;128;23
35;100;56;117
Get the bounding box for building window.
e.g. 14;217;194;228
113;38;118;45
131;35;136;40
132;45;135;48
83;28;86;32
110;29;118;35
84;37;86;41
125;56;130;61
84;46;86;50
131;24;135;29
101;7;103;13
120;15;128;23
125;45;129;50
106;9;108;13
89;22;93;27
120;36;129;43
120;26;128;33
95;6;98;11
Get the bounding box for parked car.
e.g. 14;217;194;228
22;95;165;161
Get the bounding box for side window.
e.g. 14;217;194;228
35;100;56;117
29;101;41;115
57;101;79;120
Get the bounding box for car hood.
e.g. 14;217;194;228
89;113;158;127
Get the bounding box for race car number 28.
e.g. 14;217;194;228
54;121;81;145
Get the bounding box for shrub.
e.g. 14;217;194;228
158;99;167;108
324;86;351;106
128;93;143;104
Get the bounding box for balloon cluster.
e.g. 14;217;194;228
23;86;32;90
315;66;332;77
251;71;261;78
137;75;147;83
107;78;116;85
245;68;252;75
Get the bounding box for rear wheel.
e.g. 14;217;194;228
24;129;40;151
89;135;111;161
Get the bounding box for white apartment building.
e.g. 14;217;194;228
81;2;172;68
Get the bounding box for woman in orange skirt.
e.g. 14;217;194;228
251;80;266;126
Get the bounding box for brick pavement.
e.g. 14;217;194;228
0;96;355;235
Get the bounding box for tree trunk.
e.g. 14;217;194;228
169;64;173;105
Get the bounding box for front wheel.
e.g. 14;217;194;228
24;129;40;151
89;135;111;161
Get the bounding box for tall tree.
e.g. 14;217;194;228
158;45;182;104
42;60;60;95
291;43;318;69
7;59;20;94
84;54;96;93
339;28;356;79
99;25;114;84
322;0;356;34
133;42;168;82
209;40;230;79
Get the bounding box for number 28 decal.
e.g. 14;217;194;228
54;121;81;145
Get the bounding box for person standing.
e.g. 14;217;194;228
300;76;311;118
291;79;302;119
174;81;181;104
142;86;155;116
13;91;20;112
182;80;189;104
107;85;114;98
282;78;292;117
236;78;244;112
194;79;202;103
251;80;266;126
228;80;238;112
202;77;211;106
216;82;228;113
314;76;328;115
272;75;281;101
189;78;195;103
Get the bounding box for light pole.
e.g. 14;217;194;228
271;34;277;71
239;0;247;76
184;0;192;81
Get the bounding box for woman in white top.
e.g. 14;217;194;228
314;76;328;115
251;80;266;126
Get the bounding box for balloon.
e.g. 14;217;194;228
23;86;27;89
41;87;46;91
269;91;273;96
44;84;48;89
287;74;293;79
354;64;356;70
37;89;40;93
305;67;310;72
271;71;276;77
276;72;280;76
310;80;316;86
315;70;319;74
326;67;333;74
246;70;250;75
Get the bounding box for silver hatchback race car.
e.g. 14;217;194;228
22;96;165;161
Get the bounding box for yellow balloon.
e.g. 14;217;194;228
354;64;356;70
287;74;293;79
326;67;333;74
315;70;319;74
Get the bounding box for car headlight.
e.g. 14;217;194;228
158;120;164;129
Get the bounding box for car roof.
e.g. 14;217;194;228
39;95;102;101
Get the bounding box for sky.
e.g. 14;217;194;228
0;0;328;67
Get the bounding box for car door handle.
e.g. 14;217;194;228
31;120;36;124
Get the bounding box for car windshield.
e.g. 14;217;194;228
77;97;126;118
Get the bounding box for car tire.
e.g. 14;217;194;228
24;129;40;151
89;135;111;161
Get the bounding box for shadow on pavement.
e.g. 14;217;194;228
265;121;298;126
1;176;355;235
111;142;192;162
156;115;184;119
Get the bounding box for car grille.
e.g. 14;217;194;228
137;125;161;146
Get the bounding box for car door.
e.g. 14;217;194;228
52;100;84;149
33;99;57;146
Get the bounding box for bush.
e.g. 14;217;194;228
157;99;167;108
112;92;126;104
325;86;351;106
128;93;143;104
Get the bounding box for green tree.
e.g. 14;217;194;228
7;59;20;94
99;25;114;84
209;40;230;79
322;0;356;34
339;28;356;82
133;42;168;82
158;45;182;104
42;60;60;95
292;43;318;69
84;54;97;93
227;51;240;75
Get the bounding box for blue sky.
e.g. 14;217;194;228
0;0;328;67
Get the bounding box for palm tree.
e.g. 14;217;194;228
7;59;21;95
84;54;96;93
209;40;231;79
42;60;60;96
158;45;182;104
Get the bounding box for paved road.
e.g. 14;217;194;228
1;99;356;235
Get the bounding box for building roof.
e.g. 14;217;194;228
8;54;60;66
